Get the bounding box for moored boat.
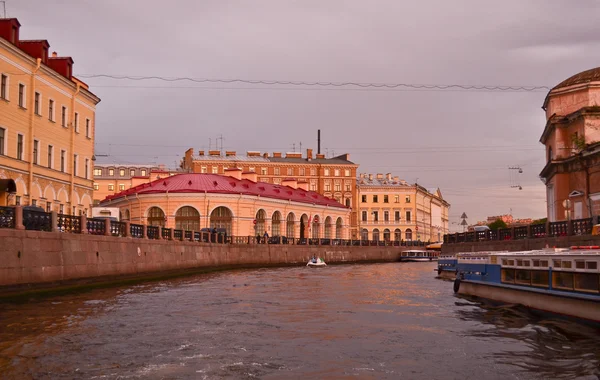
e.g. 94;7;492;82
436;251;507;279
399;249;439;262
452;247;600;323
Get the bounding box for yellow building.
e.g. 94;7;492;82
0;18;100;214
99;171;351;239
357;173;449;243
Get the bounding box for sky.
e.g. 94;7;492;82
7;0;600;230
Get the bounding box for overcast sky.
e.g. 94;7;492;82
9;0;600;229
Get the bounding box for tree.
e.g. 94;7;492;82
531;218;547;225
488;218;508;231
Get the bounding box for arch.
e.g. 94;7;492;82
324;216;333;239
405;228;413;241
271;211;282;237
300;213;308;239
175;206;200;230
361;228;369;240
14;177;27;196
336;217;343;239
311;215;320;239
43;184;56;201
81;193;93;207
147;206;166;227
372;228;380;241
30;181;42;203
71;191;81;207
255;209;267;236
383;228;391;242
57;187;69;204
123;209;131;221
286;212;295;238
210;206;233;235
345;198;351;207
394;228;402;242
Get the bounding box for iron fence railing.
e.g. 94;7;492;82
147;225;160;240
0;206;15;228
130;223;144;238
57;213;81;233
23;209;52;231
87;218;106;235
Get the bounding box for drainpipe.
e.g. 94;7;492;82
27;58;42;203
165;189;169;228
70;82;81;214
136;193;141;223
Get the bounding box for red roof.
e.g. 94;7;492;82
101;173;347;208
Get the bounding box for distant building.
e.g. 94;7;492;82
356;173;450;242
540;67;600;221
0;18;100;214
182;148;360;237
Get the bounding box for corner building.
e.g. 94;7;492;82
99;171;351;239
0;18;100;214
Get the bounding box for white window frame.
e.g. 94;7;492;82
61;106;68;128
73;154;78;176
0;73;9;100
34;91;42;116
0;126;7;156
16;133;24;160
85;118;91;138
33;139;39;165
74;112;79;133
18;82;26;108
48;98;55;122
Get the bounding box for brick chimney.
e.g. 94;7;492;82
286;152;302;158
18;40;50;64
368;174;373;181
0;18;20;45
386;173;392;180
272;152;282;158
307;149;313;160
208;150;220;156
224;167;242;180
376;173;384;180
225;151;236;157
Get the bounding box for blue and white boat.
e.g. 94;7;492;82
399;249;439;262
452;247;600;322
436;251;506;279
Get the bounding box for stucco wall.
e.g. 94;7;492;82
0;229;405;290
441;235;600;254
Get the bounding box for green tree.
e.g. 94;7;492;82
531;218;547;225
487;218;508;231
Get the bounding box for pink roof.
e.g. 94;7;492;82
101;173;347;208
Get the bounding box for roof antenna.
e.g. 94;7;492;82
1;1;6;18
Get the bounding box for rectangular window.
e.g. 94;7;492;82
261;167;267;175
384;211;389;222
34;92;41;115
345;184;351;192
59;204;64;214
46;201;51;213
141;169;147;176
334;169;340;177
362;195;367;202
406;211;412;222
60;150;66;172
324;168;330;176
130;169;135;176
249;167;255;173
94;168;102;176
274;167;280;175
33;140;39;164
362;211;367;221
15;195;20;205
93;183;99;190
108;184;114;191
287;168;293;176
0;74;7;99
299;168;305;176
587;262;598;270
119;184;125;191
73;154;78;176
48;99;55;121
200;166;207;173
334;183;341;192
109;169;114;176
373;211;379;222
18;83;25;107
32;199;37;207
0;127;5;155
310;181;317;191
384;195;389;203
395;195;400;203
119;169;125;176
405;196;411;203
74;112;79;133
17;134;23;160
344;169;350;177
212;166;218;174
575;261;585;269
47;145;53;168
395;211;401;221
325;182;331;191
373;195;378;203
85;119;91;137
310;168;316;176
61;106;67;127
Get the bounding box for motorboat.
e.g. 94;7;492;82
307;257;327;267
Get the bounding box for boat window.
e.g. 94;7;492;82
552;272;574;290
502;259;507;265
540;260;549;267
501;269;515;284
515;269;531;285
574;273;599;293
532;259;540;267
507;260;515;266
523;260;530;267
561;261;572;269
575;261;585;269
516;259;523;266
553;260;561;268
531;271;549;288
586;262;598;270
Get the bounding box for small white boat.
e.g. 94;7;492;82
307;257;327;267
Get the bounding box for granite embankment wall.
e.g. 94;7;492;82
0;229;406;291
441;235;600;254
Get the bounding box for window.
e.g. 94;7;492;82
405;196;411;203
34;92;41;115
18;83;25;107
46;202;51;213
362;195;367;203
0;127;4;155
17;134;23;160
261;167;267;175
119;184;125;191
0;74;7;99
74;112;79;133
60;150;66;172
334;169;340;176
15;195;20;205
84;158;89;178
59;204;64;214
324;168;330;176
299;168;305;176
200;166;207;173
33;140;39;164
587;262;598;270
325;182;331;191
85;119;91;138
48;99;55;121
93;183;99;190
108;184;114;191
47;145;53;168
395;211;401;221
344;169;350;177
334;183;341;191
394;195;400;203
249;167;255;173
32;199;37;207
119;169;125;177
384;195;389;203
406;211;411;222
73;154;78;176
310;181;317;191
61;106;67;127
345;184;351;191
384;211;389;222
373;195;378;203
373;211;379;222
310;168;316;176
362;211;367;221
212;166;218;174
108;169;114;176
130;169;135;176
94;168;102;176
274;167;280;175
287;168;293;176
273;178;281;184
141;169;147;176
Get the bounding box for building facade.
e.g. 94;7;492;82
357;173;449;243
0;18;100;215
100;172;351;239
182;148;360;236
540;67;600;221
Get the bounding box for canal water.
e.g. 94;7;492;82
1;262;599;379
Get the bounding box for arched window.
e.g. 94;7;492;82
255;209;266;236
361;228;369;240
394;228;401;241
123;209;130;221
373;228;380;241
272;211;281;236
300;214;309;239
405;228;413;241
324;216;332;238
336;217;343;239
210;206;233;235
312;216;320;239
383;228;391;241
175;206;200;231
147;207;165;227
345;198;351;207
286;213;295;238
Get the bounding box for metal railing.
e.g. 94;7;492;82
147;225;160;240
87;218;106;235
0;206;15;228
130;223;144;238
57;213;81;233
23;209;51;231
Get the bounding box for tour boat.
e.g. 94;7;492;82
399;249;439;262
452;247;600;322
307;257;327;267
436;251;507;279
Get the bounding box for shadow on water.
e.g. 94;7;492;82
454;295;600;379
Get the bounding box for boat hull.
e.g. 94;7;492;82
456;280;600;323
437;270;456;280
400;258;436;262
307;263;327;267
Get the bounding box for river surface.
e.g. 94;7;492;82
1;262;599;379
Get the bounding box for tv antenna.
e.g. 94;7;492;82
1;1;6;18
509;166;523;190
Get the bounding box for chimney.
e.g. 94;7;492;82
47;54;74;79
224;167;242;180
281;178;298;189
247;151;261;157
263;152;269;158
307;148;313;160
316;154;325;159
297;180;309;191
18;40;50;64
386;173;392;180
273;152;282;158
241;171;258;182
393;176;399;182
318;129;321;154
0;18;20;45
208;150;220;156
198;150;205;156
286;152;302;158
368;174;373;181
376;173;383;180
225;151;236;157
